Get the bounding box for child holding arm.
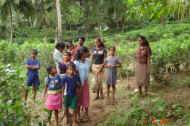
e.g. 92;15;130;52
104;46;121;104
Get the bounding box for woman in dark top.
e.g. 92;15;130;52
135;36;152;96
91;37;107;100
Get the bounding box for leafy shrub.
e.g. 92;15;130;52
151;37;190;83
99;96;188;126
0;64;29;125
126;23;190;41
0;40;54;84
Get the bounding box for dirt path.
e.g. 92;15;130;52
26;78;133;126
26;74;190;126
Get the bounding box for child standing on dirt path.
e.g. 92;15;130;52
74;47;91;121
62;64;81;126
135;36;152;96
104;46;121;104
91;37;107;100
43;66;63;126
24;49;40;103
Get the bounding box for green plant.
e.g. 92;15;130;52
0;64;29;125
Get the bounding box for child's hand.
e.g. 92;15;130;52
107;64;114;68
32;65;39;69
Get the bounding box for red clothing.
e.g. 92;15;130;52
136;46;151;64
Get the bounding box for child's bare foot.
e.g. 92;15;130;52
80;114;90;123
94;96;99;100
92;90;96;93
112;99;117;105
63;118;69;126
47;121;52;126
100;95;104;99
72;122;78;126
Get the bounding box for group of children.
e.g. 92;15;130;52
24;37;122;126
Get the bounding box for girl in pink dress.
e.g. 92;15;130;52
43;66;63;126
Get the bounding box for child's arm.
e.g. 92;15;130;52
32;64;40;70
114;62;122;68
113;58;122;68
25;59;35;70
43;77;49;99
61;78;66;97
62;86;65;97
104;63;113;68
32;61;40;70
43;85;48;99
76;76;82;96
26;64;34;69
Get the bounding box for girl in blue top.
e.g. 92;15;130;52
24;49;40;103
43;66;63;126
62;63;81;126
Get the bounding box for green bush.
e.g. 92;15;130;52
151;36;190;83
0;64;29;125
99;96;188;126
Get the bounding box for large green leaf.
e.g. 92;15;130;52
0;0;6;6
13;0;20;5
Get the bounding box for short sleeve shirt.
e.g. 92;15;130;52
26;58;40;77
62;75;81;96
58;61;75;74
136;46;151;64
74;59;90;84
45;75;62;91
92;47;107;64
105;56;121;66
104;56;121;74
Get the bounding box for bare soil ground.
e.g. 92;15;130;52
26;74;190;126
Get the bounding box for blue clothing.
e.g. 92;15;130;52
58;61;75;74
27;76;40;87
26;58;40;86
62;75;81;96
74;59;90;84
45;75;62;91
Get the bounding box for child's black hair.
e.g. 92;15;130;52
66;63;76;71
55;42;65;50
96;37;105;48
139;35;152;55
46;66;55;74
32;49;38;55
78;47;89;60
79;37;85;42
109;46;116;51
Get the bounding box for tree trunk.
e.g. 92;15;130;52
9;6;13;43
160;15;165;25
55;0;62;43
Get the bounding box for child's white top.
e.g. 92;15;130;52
53;49;63;65
74;59;90;85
